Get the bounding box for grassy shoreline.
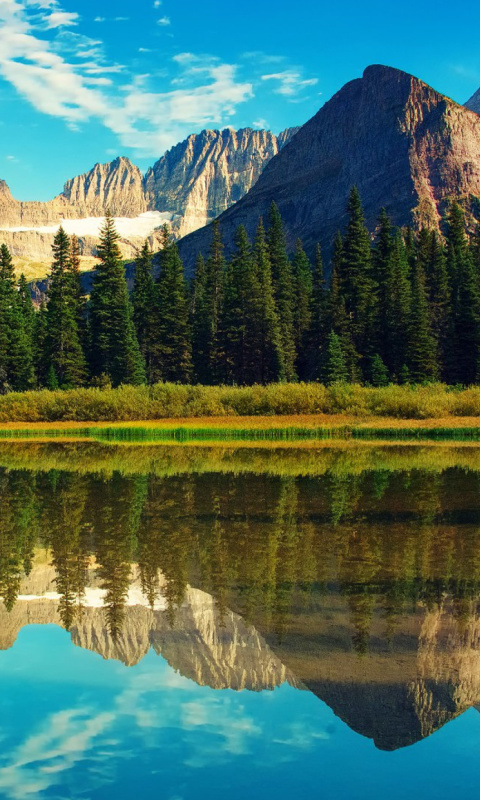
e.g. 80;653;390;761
3;383;480;431
3;414;480;442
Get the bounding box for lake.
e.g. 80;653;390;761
1;439;480;798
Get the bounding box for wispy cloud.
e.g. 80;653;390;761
261;70;318;99
0;1;253;156
157;15;170;26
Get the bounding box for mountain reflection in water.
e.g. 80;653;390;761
2;441;480;758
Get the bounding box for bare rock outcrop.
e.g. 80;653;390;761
466;87;480;114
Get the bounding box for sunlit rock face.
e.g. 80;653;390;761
0;564;295;693
178;64;480;271
0;129;297;271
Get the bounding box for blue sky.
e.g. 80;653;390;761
1;0;480;200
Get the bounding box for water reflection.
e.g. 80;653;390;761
2;441;480;755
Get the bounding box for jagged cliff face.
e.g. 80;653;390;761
0;128;296;270
0;564;295;692
144;127;298;236
62;157;148;218
178;65;480;271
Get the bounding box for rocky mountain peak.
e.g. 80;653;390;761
178;63;480;271
61;156;147;217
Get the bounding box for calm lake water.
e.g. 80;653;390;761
1;440;480;798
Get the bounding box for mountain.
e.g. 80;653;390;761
466;87;480;114
178;64;480;272
0;127;298;275
0;562;296;692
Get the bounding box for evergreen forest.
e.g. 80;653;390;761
2;187;480;393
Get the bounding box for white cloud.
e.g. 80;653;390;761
153;0;162;6
262;70;318;98
94;16;105;22
44;10;79;28
0;4;253;155
253;118;268;129
157;15;170;25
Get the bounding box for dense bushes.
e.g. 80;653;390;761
2;381;480;422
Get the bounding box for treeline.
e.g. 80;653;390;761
2;188;480;392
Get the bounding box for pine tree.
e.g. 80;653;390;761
292;239;313;379
370;353;389;387
323;330;348;385
220;225;257;384
0;247;34;392
33;301;49;388
250;219;284;383
308;244;328;380
46;227;87;388
327;233;360;381
423;231;450;377
89;213;146;386
151;225;192;383
191;253;210;384
202;220;225;384
384;230;411;379
132;240;156;380
407;253;438;382
68;235;87;353
267;203;297;381
372;209;393;362
340;187;376;364
445;203;480;384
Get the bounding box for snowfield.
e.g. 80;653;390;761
0;211;174;238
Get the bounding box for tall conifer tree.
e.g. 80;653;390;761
89;213;145;386
267;203;297;381
132;240;156;380
250;219;284;383
151;225;192;383
292;239;313;379
46;227;87;388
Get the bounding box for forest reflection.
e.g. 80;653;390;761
2;440;480;646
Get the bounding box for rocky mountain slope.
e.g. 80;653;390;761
0;128;297;272
178;64;480;271
466;87;480;114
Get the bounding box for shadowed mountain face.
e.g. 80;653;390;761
178;64;480;270
3;446;480;751
466;88;480;114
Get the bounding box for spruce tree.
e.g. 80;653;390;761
372;209;393;363
151;225;192;383
445;203;480;384
327;233;360;381
0;247;34;392
423;231;450;377
250;219;284;383
292;239;313;379
191;253;210;384
203;220;225;384
340;187;376;364
89;213;145;386
370;353;389;387
68;235;87;353
407;254;438;383
46;227;87;388
220;225;256;384
323;330;348;385
384;231;411;379
267;203;297;381
308;244;328;380
33;301;49;388
132;240;156;380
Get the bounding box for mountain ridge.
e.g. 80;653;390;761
178;64;480;271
